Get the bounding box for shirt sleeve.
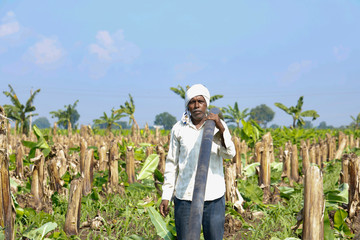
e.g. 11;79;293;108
213;120;236;159
161;124;180;201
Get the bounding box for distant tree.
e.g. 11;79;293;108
274;96;319;128
222;102;249;129
350;113;360;130
50;100;80;132
154;112;177;130
32;117;50;129
170;85;224;109
317;121;334;130
249;104;275;128
269;124;280;129
303;121;314;129
3;84;41;135
93;109;125;133
114;94;139;130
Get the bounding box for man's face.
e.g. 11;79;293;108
188;95;207;121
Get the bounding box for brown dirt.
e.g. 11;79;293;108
223;209;259;240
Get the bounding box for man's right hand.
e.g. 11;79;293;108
159;200;169;217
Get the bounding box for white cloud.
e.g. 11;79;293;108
89;29;140;63
82;29;141;78
333;45;350;61
279;60;313;84
0;11;20;37
25;37;65;65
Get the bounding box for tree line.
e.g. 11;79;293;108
3;84;360;135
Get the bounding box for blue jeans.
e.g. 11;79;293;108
174;195;225;240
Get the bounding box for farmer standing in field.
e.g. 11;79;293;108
159;84;236;240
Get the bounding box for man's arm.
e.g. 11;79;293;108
160;123;180;216
207;112;226;147
207;113;236;159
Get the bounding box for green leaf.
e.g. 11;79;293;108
278;186;295;199
154;169;164;183
123;235;146;240
22;222;58;240
324;210;335;240
137;154;160;180
270;162;283;172
334;209;347;230
22;140;37;149
61;171;71;185
148;206;175;240
32;125;44;140
243;162;260;177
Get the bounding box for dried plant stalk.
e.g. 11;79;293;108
303;165;324;240
156;146;166;174
48;159;62;192
301;140;310;175
349;156;360;219
98;144;107;172
126;146;135;184
0;107;14;239
64;178;83;235
82;149;94;196
334;137;347;160
291;144;299;183
260;133;271;204
108;141;119;189
15;141;23;179
80;138;87;174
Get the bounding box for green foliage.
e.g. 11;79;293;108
32;117;51;129
350;113;360;130
270;127;316;147
222;102;249;129
275;96;319;128
93;109;125;132
333;209;353;238
147;206;175;240
249;104;275;128
114;94;139;130
154;112;177;130
50;100;80;130
239;119;264;148
317;121;334;130
3;84;41;135
22;125;51;159
22;222;57;240
170;85;188;99
137;154;160;180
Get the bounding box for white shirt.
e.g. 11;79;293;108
162;119;236;201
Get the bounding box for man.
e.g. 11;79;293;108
159;84;236;240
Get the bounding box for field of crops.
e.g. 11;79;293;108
1;108;360;239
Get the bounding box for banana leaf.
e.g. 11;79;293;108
137;154;160;180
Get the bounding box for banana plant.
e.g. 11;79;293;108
22;125;51;159
275;96;319;128
222;102;249;129
114;94;139;131
239;119;264;148
50;100;79;133
3;84;40;135
350;113;360;130
93;108;125;133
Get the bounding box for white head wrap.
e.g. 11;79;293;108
184;84;210;109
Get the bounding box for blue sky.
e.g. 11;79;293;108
0;0;359;128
